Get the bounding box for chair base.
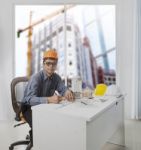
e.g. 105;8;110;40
9;140;31;150
26;141;33;150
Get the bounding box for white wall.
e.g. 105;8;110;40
0;1;15;120
0;0;136;120
116;0;136;119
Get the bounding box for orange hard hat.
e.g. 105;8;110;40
43;49;58;59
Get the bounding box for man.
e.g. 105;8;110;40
21;49;74;148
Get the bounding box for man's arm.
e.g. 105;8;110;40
56;77;74;101
23;75;62;105
56;77;68;96
23;75;47;106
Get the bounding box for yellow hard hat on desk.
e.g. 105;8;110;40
94;84;107;96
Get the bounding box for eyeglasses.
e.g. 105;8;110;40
44;61;57;67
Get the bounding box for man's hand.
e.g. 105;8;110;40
47;95;62;104
64;90;74;102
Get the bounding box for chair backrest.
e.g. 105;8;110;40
11;77;29;118
94;84;107;96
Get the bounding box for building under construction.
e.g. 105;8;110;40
31;15;97;88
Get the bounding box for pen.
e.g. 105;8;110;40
55;90;60;95
81;101;88;105
55;90;66;101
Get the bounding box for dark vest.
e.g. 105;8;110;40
38;73;59;97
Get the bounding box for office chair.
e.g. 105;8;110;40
9;76;32;150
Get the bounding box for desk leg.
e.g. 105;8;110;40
108;99;125;146
108;124;125;146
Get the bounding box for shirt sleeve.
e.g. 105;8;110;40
56;77;68;96
23;75;48;106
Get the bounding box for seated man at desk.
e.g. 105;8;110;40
21;49;74;148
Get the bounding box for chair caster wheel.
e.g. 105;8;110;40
9;146;13;150
26;135;30;140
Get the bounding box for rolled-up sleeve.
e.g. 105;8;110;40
23;75;48;106
56;77;68;96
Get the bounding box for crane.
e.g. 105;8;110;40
27;11;32;77
17;5;75;77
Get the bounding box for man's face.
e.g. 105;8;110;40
43;58;57;76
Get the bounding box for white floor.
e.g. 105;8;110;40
0;119;141;150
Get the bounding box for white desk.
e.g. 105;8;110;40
32;96;125;150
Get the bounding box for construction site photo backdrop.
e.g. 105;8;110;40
15;5;116;88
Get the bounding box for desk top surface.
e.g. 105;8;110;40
32;96;123;121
